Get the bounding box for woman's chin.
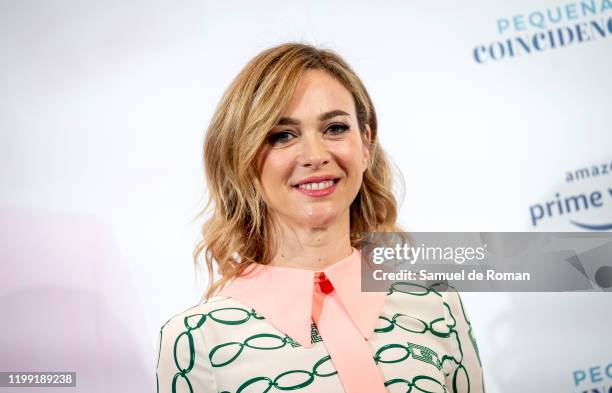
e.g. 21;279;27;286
298;205;341;228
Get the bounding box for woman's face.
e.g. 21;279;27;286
256;69;370;230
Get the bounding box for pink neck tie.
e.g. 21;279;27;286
313;272;388;393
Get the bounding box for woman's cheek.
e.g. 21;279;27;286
337;139;363;163
263;153;293;185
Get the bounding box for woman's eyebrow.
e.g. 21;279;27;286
276;109;350;126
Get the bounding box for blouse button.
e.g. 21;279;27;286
318;272;334;294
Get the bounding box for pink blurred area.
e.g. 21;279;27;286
0;207;152;392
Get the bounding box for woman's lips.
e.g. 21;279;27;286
293;179;339;197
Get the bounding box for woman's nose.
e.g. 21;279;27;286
298;133;330;168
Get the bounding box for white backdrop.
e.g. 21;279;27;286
1;1;611;392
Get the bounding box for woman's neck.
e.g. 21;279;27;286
269;242;354;271
267;217;354;271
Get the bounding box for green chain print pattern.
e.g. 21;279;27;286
386;281;481;392
205;286;451;393
209;321;324;367
158;303;202;393
211;332;300;367
170;306;265;393
222;355;337;393
215;336;445;393
385;374;447;393
160;282;481;392
168;305;326;393
374;341;443;371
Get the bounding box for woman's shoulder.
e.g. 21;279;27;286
156;296;238;392
158;295;238;333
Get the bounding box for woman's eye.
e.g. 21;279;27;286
267;131;295;145
327;123;349;135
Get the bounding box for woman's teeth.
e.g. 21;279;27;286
297;180;334;190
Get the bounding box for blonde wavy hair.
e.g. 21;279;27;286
195;42;405;300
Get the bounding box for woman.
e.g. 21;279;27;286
156;42;485;393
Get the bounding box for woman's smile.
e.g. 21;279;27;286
293;178;340;197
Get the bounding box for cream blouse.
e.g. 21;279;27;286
156;248;485;392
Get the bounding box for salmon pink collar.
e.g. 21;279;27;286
217;247;387;348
